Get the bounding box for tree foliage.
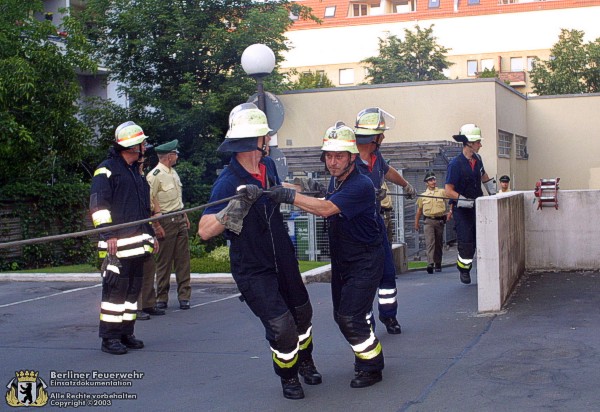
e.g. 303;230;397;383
289;70;335;90
76;0;318;191
0;0;96;187
530;29;600;95
362;25;452;84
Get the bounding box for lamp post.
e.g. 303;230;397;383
241;44;276;114
241;44;288;179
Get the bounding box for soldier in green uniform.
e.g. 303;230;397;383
147;140;192;310
414;172;452;274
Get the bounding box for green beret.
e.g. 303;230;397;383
155;139;179;154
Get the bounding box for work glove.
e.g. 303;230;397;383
375;187;387;202
484;178;497;196
215;185;262;235
100;254;122;287
265;185;296;204
292;177;326;198
456;195;475;209
404;182;416;200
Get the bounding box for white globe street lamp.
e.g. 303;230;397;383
241;44;276;113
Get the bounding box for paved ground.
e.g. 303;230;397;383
1;264;599;411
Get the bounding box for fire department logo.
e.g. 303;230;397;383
5;370;48;407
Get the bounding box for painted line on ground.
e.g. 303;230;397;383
0;284;102;308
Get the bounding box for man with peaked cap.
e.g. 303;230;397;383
499;175;511;192
147;139;192;310
445;124;495;285
198;103;321;400
414;172;451;274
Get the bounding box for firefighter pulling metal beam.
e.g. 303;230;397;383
198;103;321;400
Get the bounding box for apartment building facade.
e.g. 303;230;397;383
283;0;600;94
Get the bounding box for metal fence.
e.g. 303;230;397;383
281;180;455;262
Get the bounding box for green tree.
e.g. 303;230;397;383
289;70;335;90
76;0;318;192
0;0;96;186
362;24;452;84
530;29;600;95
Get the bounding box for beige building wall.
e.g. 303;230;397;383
527;94;600;189
277;79;600;191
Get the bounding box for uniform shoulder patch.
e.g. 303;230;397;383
153;169;161;176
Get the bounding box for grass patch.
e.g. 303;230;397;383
10;259;330;274
408;261;428;270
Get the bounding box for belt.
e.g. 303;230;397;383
424;215;445;220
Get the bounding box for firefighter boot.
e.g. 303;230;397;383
298;358;322;385
280;376;304;400
350;370;383;388
379;316;402;334
459;268;471;284
121;335;144;349
101;338;127;355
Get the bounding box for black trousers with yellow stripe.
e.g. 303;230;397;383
99;256;144;339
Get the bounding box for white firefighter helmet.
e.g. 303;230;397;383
354;107;396;142
453;123;483;143
218;103;272;153
321;121;359;156
114;121;148;148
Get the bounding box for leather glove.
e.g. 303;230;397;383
456;195;475;208
265;185;296;204
292;177;326;197
375;188;387;202
484;178;497;196
404;182;416;200
100;254;121;287
215;185;262;235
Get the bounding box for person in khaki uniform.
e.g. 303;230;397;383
499;175;511;193
414;172;451;274
147;139;192;310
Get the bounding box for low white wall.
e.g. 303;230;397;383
477;193;526;313
524;190;600;270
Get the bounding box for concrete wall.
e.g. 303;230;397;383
476;193;526;313
279;78;502;173
524;190;600;271
278;81;600;191
527;94;600;189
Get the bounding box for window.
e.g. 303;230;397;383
429;0;440;8
324;6;336;17
393;0;417;13
498;130;512;158
516;135;528;159
481;59;494;71
467;60;478;77
468;0;480;4
510;57;523;72
527;56;536;71
352;3;368;16
339;68;355;85
289;12;298;20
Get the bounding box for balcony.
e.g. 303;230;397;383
498;71;526;87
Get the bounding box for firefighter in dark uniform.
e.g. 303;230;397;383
198;103;321;400
89;121;156;355
445;124;496;284
267;122;385;389
353;108;416;335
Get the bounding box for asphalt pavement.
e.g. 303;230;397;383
1;263;599;411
